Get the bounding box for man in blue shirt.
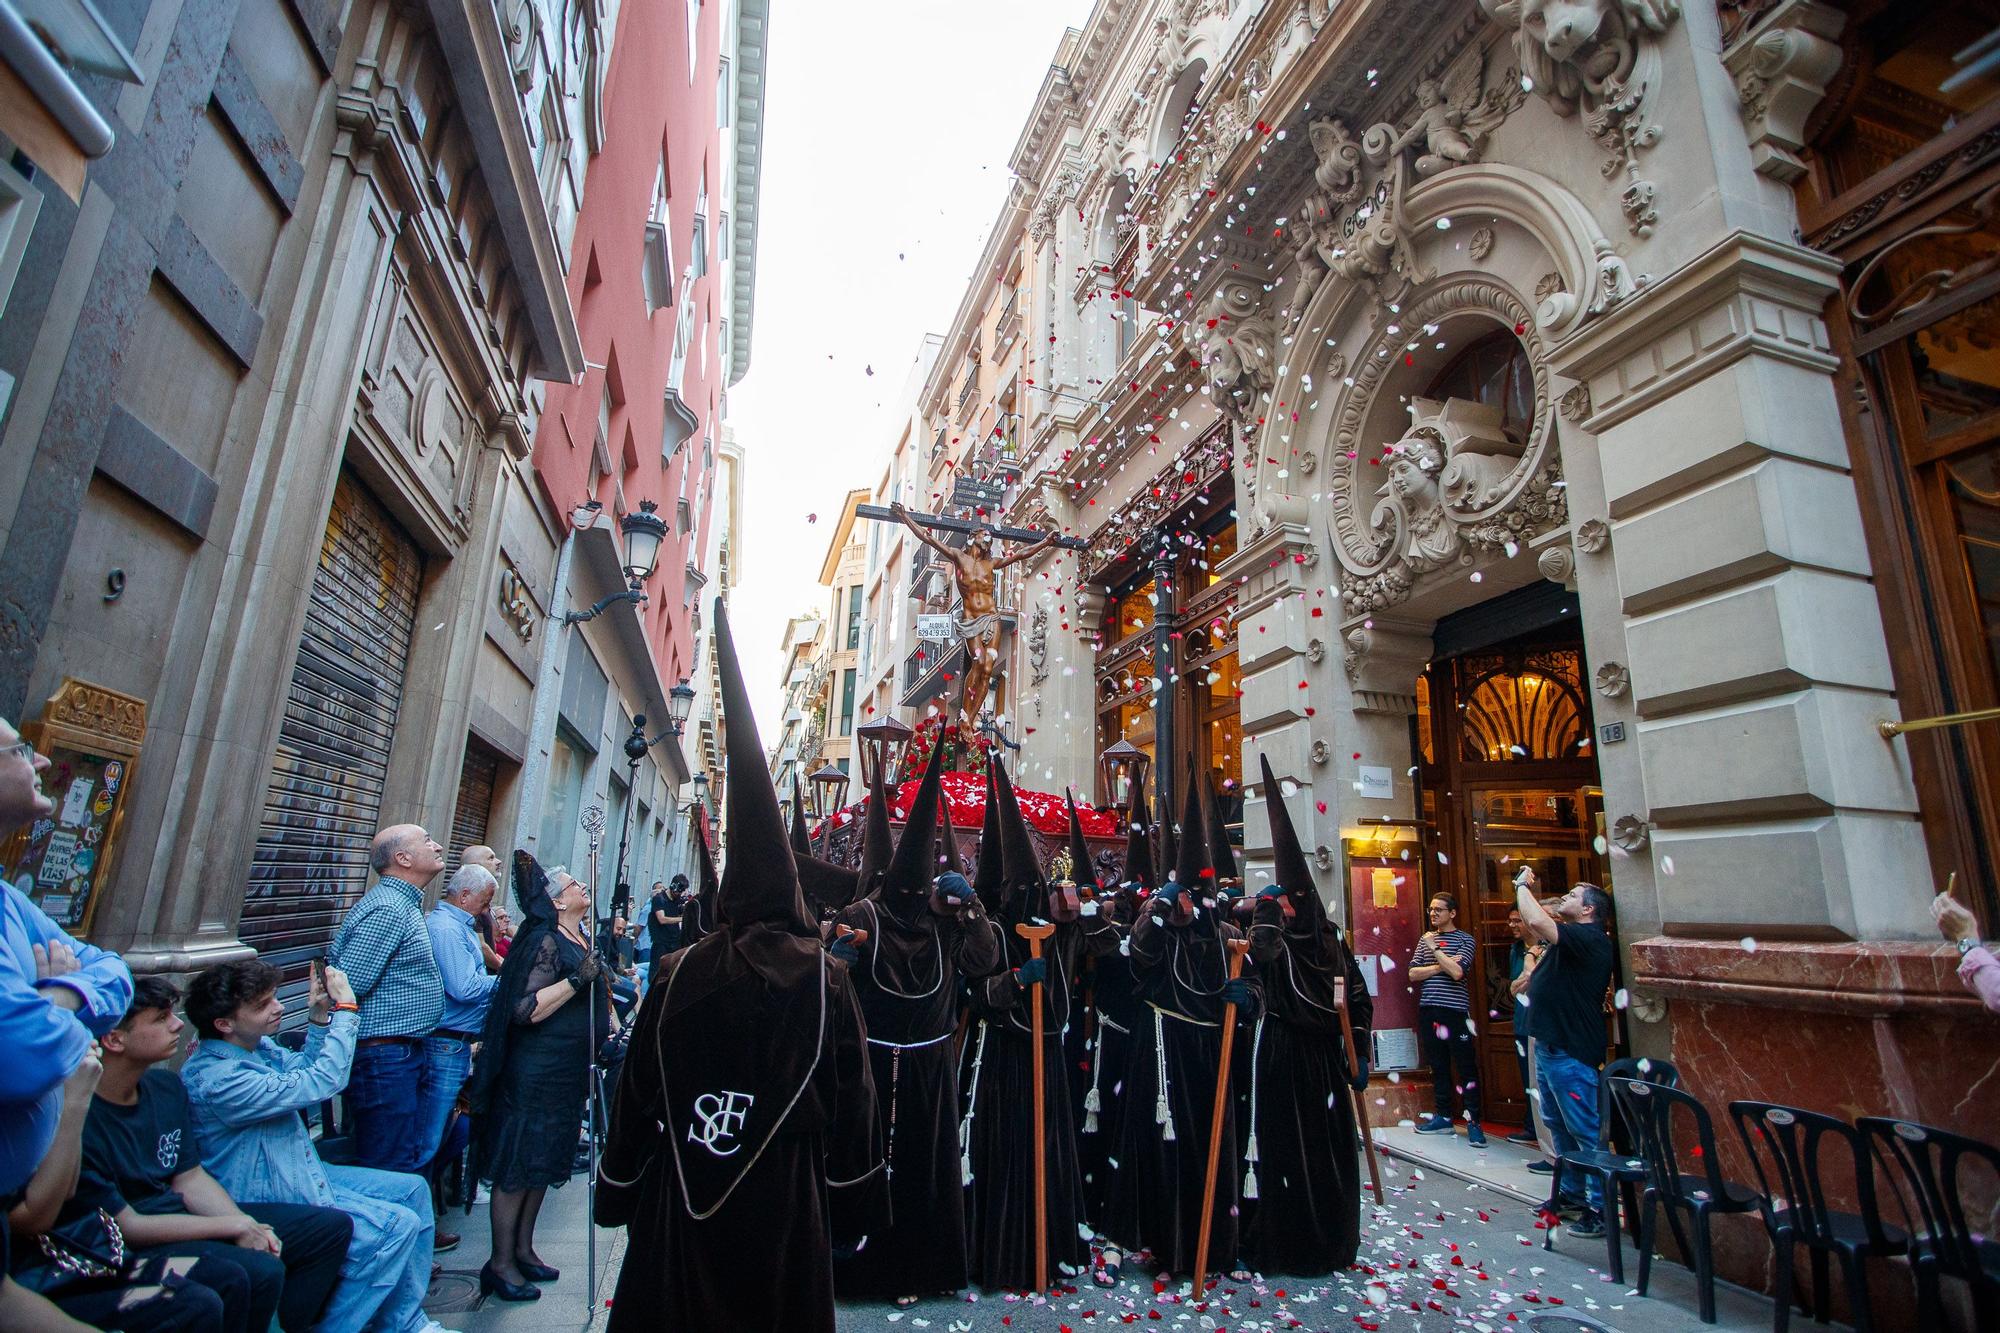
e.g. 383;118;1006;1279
181;958;453;1333
422;860;500;1250
331;823;446;1173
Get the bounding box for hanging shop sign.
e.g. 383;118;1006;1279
1;678;148;937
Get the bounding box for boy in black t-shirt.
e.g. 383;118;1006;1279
1515;870;1616;1239
79;977;353;1332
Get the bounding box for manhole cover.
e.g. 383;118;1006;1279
424;1269;486;1315
1528;1316;1616;1333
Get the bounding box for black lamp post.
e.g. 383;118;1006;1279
610;676;696;916
566;500;669;624
855;713;914;788
1099;738;1152;823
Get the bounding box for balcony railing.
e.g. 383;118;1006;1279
955;372;978;422
995;288;1021;346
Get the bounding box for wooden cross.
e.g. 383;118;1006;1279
853;503;1090;550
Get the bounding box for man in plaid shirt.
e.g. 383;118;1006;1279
331;823;446;1173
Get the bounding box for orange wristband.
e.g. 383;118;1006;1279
331;1002;359;1014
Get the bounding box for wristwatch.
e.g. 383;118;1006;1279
1957;936;1980;957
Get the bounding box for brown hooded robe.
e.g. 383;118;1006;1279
596;599;887;1332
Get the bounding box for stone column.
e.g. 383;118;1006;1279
1549;232;1930;941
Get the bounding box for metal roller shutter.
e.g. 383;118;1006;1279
449;738;501;868
241;472;422;978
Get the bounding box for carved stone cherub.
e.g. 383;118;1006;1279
1380;43;1510;176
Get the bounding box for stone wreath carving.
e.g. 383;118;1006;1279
1478;0;1682;236
1028;605;1050;687
1325;279;1566;615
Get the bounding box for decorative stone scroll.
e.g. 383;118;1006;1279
1724;0;1846;184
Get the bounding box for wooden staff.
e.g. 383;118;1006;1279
1333;979;1384;1199
1192;937;1252;1295
1015;920;1057;1292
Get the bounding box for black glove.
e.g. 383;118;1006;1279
569;952;603;989
830;936;861;966
1349;1057;1371;1094
1015;956;1048;987
1220;977;1256;1013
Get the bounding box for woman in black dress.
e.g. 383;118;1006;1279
465;853;613;1301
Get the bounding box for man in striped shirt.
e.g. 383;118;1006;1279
1409;893;1484;1146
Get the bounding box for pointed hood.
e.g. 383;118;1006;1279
972;764;1006;912
992;756;1044;919
1172;755;1214;896
1064;790;1100;891
693;817;720;911
789;774;812;856
882;738;946;906
794;848;860;918
855;770;895;898
709;597;814;938
936;778;965;877
1122;782;1157;890
1205;773;1239;887
1259;754;1325;937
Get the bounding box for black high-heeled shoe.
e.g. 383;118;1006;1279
479;1263;542;1302
517;1260;560;1283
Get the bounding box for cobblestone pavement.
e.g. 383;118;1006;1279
431;1152;1804;1333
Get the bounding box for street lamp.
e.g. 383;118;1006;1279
666;678;696;735
566;500;669;624
807;762;848;820
855;713;914;788
1099;738;1152;821
808;761;849;853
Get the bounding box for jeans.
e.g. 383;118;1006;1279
159;1200;353;1332
1420;1004;1482;1123
315;1164;436;1333
420;1034;473;1172
348;1039;436;1173
1537;1045;1605;1211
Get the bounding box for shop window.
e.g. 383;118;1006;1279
1114;577;1157;641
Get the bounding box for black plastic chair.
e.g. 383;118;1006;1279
1859;1116;2000;1331
1730;1102;1908;1333
1610;1076;1761;1324
1541;1055;1680;1282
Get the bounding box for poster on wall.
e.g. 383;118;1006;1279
1346;838;1426;1067
0;679;147;937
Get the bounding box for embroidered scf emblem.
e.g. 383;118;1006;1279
687;1091;755;1157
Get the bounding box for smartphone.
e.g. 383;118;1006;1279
1513;866;1533;888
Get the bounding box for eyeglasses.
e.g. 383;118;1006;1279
1;741;37;765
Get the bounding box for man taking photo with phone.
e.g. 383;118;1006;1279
1514;868;1616;1240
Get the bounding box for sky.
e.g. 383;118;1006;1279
727;0;1097;742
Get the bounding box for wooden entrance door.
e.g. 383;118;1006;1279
1418;630;1608;1128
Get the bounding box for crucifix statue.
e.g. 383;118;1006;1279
887;500;1059;742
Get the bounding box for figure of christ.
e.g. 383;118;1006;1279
890;501;1055;740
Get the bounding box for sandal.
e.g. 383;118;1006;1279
894;1295;920;1308
1092;1248;1123;1288
1228;1267;1255;1283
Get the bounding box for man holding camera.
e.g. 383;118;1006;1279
1514;867;1616;1240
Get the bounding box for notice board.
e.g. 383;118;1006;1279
0;679;146;937
1346;839;1427;1069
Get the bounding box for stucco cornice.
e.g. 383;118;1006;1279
729;0;770;386
422;0;584;381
